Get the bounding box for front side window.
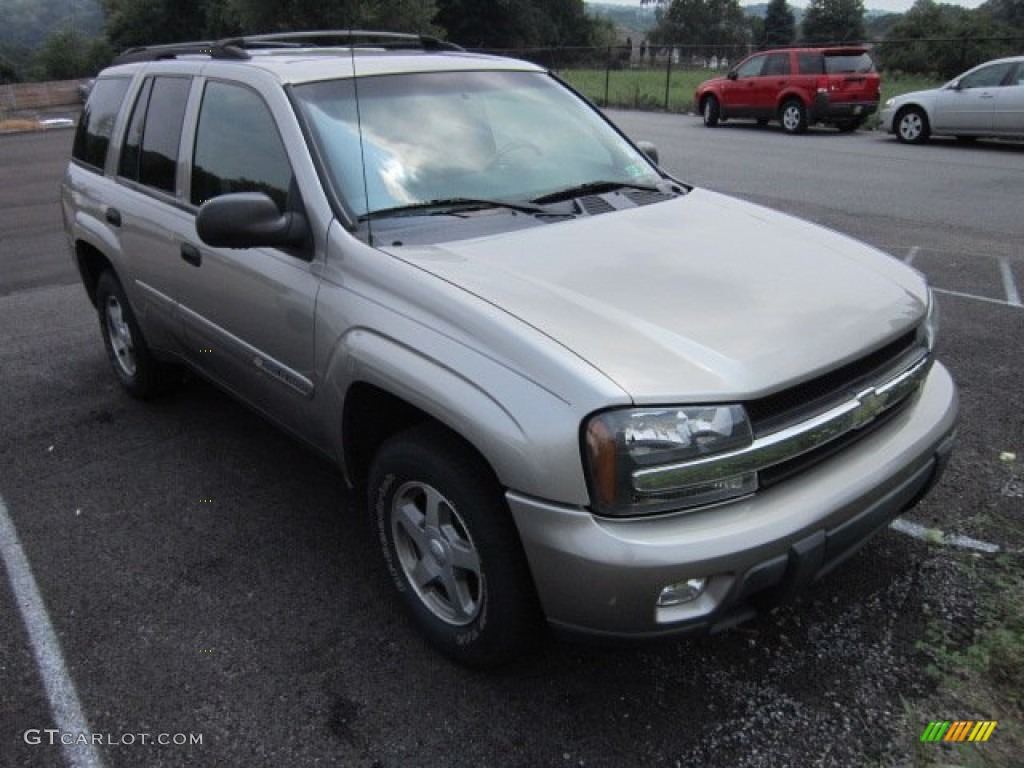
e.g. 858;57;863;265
72;77;131;171
191;81;293;210
734;55;766;79
117;76;191;194
959;62;1015;89
293;70;661;219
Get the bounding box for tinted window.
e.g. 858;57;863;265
959;62;1015;89
735;55;766;79
763;53;791;76
72;77;131;171
824;53;875;74
797;53;825;75
118;78;153;180
142;78;190;193
191;81;292;210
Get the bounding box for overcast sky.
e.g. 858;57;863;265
588;0;988;15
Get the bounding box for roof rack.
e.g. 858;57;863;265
113;30;463;65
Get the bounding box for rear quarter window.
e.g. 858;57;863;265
824;53;875;74
72;77;132;171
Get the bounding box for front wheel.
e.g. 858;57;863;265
369;424;541;666
895;106;930;144
779;99;808;134
95;270;179;399
701;96;720;127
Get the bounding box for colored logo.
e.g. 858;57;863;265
920;721;998;742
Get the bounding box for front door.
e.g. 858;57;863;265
177;79;320;436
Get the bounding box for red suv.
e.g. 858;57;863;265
695;47;881;134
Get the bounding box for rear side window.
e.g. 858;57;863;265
191;81;293;210
763;53;791;76
824;53;875;74
797;53;825;75
118;76;191;194
72;77;131;171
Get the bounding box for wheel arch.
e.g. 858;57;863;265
74;240;116;307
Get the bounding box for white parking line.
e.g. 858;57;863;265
903;246;920;265
891;518;1001;554
998;256;1022;307
0;495;105;768
933;287;1023;309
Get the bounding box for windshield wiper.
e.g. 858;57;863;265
360;197;547;221
531;180;665;205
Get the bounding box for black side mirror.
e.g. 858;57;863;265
196;192;309;250
727;71;738;81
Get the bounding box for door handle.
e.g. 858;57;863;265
180;243;202;267
105;208;121;227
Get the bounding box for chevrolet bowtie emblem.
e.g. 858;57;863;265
852;387;888;429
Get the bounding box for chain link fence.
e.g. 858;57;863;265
474;37;1024;113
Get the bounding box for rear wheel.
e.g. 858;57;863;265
701;95;720;127
369;424;542;666
779;99;808;134
895;106;930;144
95;270;179;399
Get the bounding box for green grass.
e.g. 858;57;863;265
557;66;945;118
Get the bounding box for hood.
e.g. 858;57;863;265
381;188;927;403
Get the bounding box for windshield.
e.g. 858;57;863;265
293;70;661;219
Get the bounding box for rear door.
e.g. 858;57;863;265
992;62;1024;135
755;52;792;113
111;74;195;353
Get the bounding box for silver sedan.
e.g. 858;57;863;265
880;55;1024;143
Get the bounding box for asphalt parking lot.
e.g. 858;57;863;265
1;119;1021;768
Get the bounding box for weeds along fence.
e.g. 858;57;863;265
476;36;1024;113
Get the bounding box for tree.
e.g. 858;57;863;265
801;0;865;44
877;0;1020;78
433;1;601;49
762;0;796;47
645;0;749;48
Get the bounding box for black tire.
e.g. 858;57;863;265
369;424;542;666
701;95;720;127
895;106;930;144
779;99;808;134
95;270;179;399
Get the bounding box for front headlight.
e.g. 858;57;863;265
884;97;896;107
584;405;755;517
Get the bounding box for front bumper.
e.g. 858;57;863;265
879;106;897;133
507;362;957;639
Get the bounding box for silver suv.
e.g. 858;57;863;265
62;32;958;666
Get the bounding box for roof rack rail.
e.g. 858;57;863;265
112;30;463;65
113;41;250;65
237;30;464;52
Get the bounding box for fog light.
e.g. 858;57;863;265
657;577;708;607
